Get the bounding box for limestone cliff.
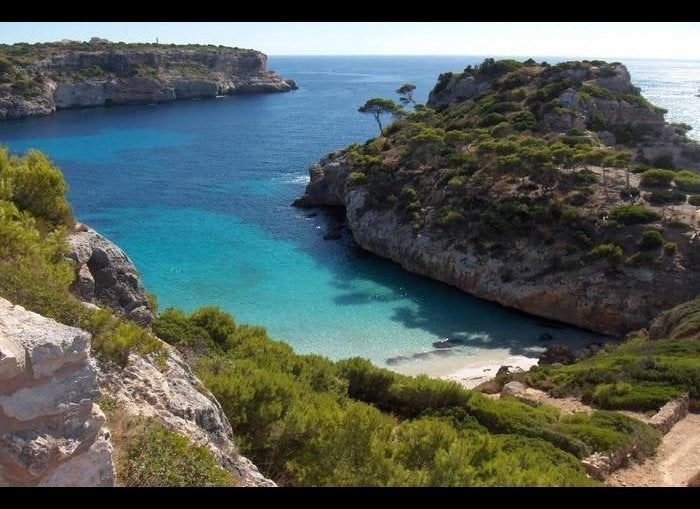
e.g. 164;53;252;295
297;59;700;336
0;41;297;120
67;225;154;327
0;298;114;486
94;338;275;487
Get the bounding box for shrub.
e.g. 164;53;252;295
0;148;73;226
447;175;467;188
115;417;232;486
90;316;163;366
637;229;664;250
588;243;623;263
190;306;237;346
479;112;507;127
153;307;214;350
347;171;367;185
510;111;538;131
689;195;700;206
645;189;686;205
673;170;700;193
589;382;681;411
640;169;676;188
609;204;659;225
663;241;677;254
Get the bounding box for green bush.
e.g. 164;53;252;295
673;170;700;193
115;417;232;486
640;169;675;187
190;306;237;346
609;204;659;225
689;195;700;206
0;148;73;226
663;241;677;254
645;189;687;205
510;111;538;131
590;382;681;411
588;243;623;263
637;229;664;250
90;314;163;366
529;337;700;409
347;171;367;185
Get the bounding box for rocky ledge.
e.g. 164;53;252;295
67;224;155;327
0;41;297;120
296;60;700;336
0;298;114;486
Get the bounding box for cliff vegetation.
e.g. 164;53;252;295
298;59;700;335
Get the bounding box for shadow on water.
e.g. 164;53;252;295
281;205;609;365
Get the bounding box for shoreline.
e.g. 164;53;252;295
440;355;539;389
389;348;541;389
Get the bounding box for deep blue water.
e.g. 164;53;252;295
1;56;698;373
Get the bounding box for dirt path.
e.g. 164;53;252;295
606;413;700;487
515;388;594;414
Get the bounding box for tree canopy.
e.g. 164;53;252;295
358;98;402;135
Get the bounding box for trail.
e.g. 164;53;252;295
606;413;700;487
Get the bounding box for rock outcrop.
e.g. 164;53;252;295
0;298;114;487
94;342;275;487
0;41;297;120
296;60;700;336
67;224;154;326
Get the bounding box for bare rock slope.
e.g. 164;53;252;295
0;298;114;486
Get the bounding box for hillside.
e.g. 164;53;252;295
0;40;297;120
1;145;682;487
296;58;700;336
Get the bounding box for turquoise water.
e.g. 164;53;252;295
1;56;697;372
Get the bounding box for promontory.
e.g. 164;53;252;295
0;39;297;120
296;58;700;336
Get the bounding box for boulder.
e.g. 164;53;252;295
67;226;154;326
500;381;526;397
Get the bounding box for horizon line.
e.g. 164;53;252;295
267;54;700;62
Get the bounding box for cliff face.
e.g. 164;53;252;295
0;298;114;486
67;225;154;327
0;42;297;120
94;339;275;487
297;59;700;336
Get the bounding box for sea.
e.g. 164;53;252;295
1;56;698;375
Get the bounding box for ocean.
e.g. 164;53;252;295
1;56;698;375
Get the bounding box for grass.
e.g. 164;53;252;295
100;399;234;487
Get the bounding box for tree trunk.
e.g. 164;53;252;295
374;114;383;136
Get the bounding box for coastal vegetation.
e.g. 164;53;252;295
0;144;670;487
2;58;699;486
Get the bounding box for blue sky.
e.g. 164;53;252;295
0;22;698;60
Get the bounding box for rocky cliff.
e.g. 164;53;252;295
94;336;275;487
67;224;154;327
296;59;700;336
0;41;297;120
0;298;114;486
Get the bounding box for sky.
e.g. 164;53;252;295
0;22;698;60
